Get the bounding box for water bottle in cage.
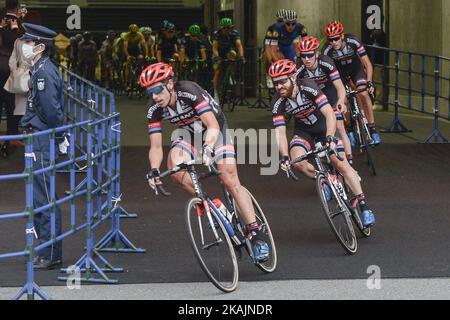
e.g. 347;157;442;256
212;198;233;223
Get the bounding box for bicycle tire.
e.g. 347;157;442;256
316;174;358;254
336;172;371;238
347;200;371;237
359;119;377;176
228;187;277;273
227;74;238;112
185;197;239;293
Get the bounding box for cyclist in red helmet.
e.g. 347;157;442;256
140;62;270;261
323;21;381;145
268;59;376;227
296;36;354;165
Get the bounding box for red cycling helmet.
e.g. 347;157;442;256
268;59;297;78
140;62;174;88
324;21;344;38
297;36;320;52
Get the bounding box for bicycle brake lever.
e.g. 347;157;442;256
287;168;299;181
155;185;171;197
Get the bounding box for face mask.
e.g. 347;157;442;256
22;43;44;60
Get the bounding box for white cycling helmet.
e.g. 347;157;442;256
285;10;298;23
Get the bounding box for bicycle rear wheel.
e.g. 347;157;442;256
185;197;239;293
347;200;371;237
336;173;371;238
228;187;277;273
358;119;377;176
316;174;357;254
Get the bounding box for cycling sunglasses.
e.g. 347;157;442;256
300;52;315;59
146;85;165;96
273;78;289;87
285;22;296;26
328;36;341;43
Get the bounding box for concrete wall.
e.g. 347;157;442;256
443;0;450;58
255;0;448;58
255;0;363;48
389;0;442;56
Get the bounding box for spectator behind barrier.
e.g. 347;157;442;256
0;0;26;157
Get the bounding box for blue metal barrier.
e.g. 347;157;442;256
0;65;144;300
366;45;449;143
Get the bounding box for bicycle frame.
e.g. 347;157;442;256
159;162;245;248
347;87;375;148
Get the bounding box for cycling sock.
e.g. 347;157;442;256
368;123;377;132
246;221;262;241
346;154;353;165
353;193;369;211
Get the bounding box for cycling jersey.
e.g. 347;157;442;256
271;23;307;60
263;22;284;47
147;81;234;160
100;39;115;61
271;78;329;130
271;78;343;152
296;54;340;91
322;34;368;87
296;54;343;118
147;81;225;135
180;35;205;60
213;28;241;58
157;32;179;60
124;31;145;57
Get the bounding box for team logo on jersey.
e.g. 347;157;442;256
37;79;45;91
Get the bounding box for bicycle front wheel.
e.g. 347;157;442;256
230;187;277;273
316;174;357;254
185;197;239;293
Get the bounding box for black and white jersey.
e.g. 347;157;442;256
271;78;330;130
322;34;368;76
147;81;224;135
296;54;341;91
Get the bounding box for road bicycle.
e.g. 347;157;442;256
152;160;277;292
287;142;370;254
346;86;377;176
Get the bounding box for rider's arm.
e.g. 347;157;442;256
360;55;374;83
269;27;281;61
148;119;164;169
320;104;337;138
179;47;185;64
123;39;130;58
275;125;289;158
272;97;289;157
212;40;219;58
140;36;149;58
200;47;207;61
199;112;220;148
235;39;244;59
149;132;164;170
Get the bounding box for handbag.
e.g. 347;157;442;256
3;39;31;94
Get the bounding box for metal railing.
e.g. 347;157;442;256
0;65;144;300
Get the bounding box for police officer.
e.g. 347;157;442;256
19;23;63;270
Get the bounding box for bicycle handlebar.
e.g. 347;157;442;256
346;86;368;97
289;144;344;167
152;160;221;197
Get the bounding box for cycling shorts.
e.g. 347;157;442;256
170;120;236;162
289;126;345;154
